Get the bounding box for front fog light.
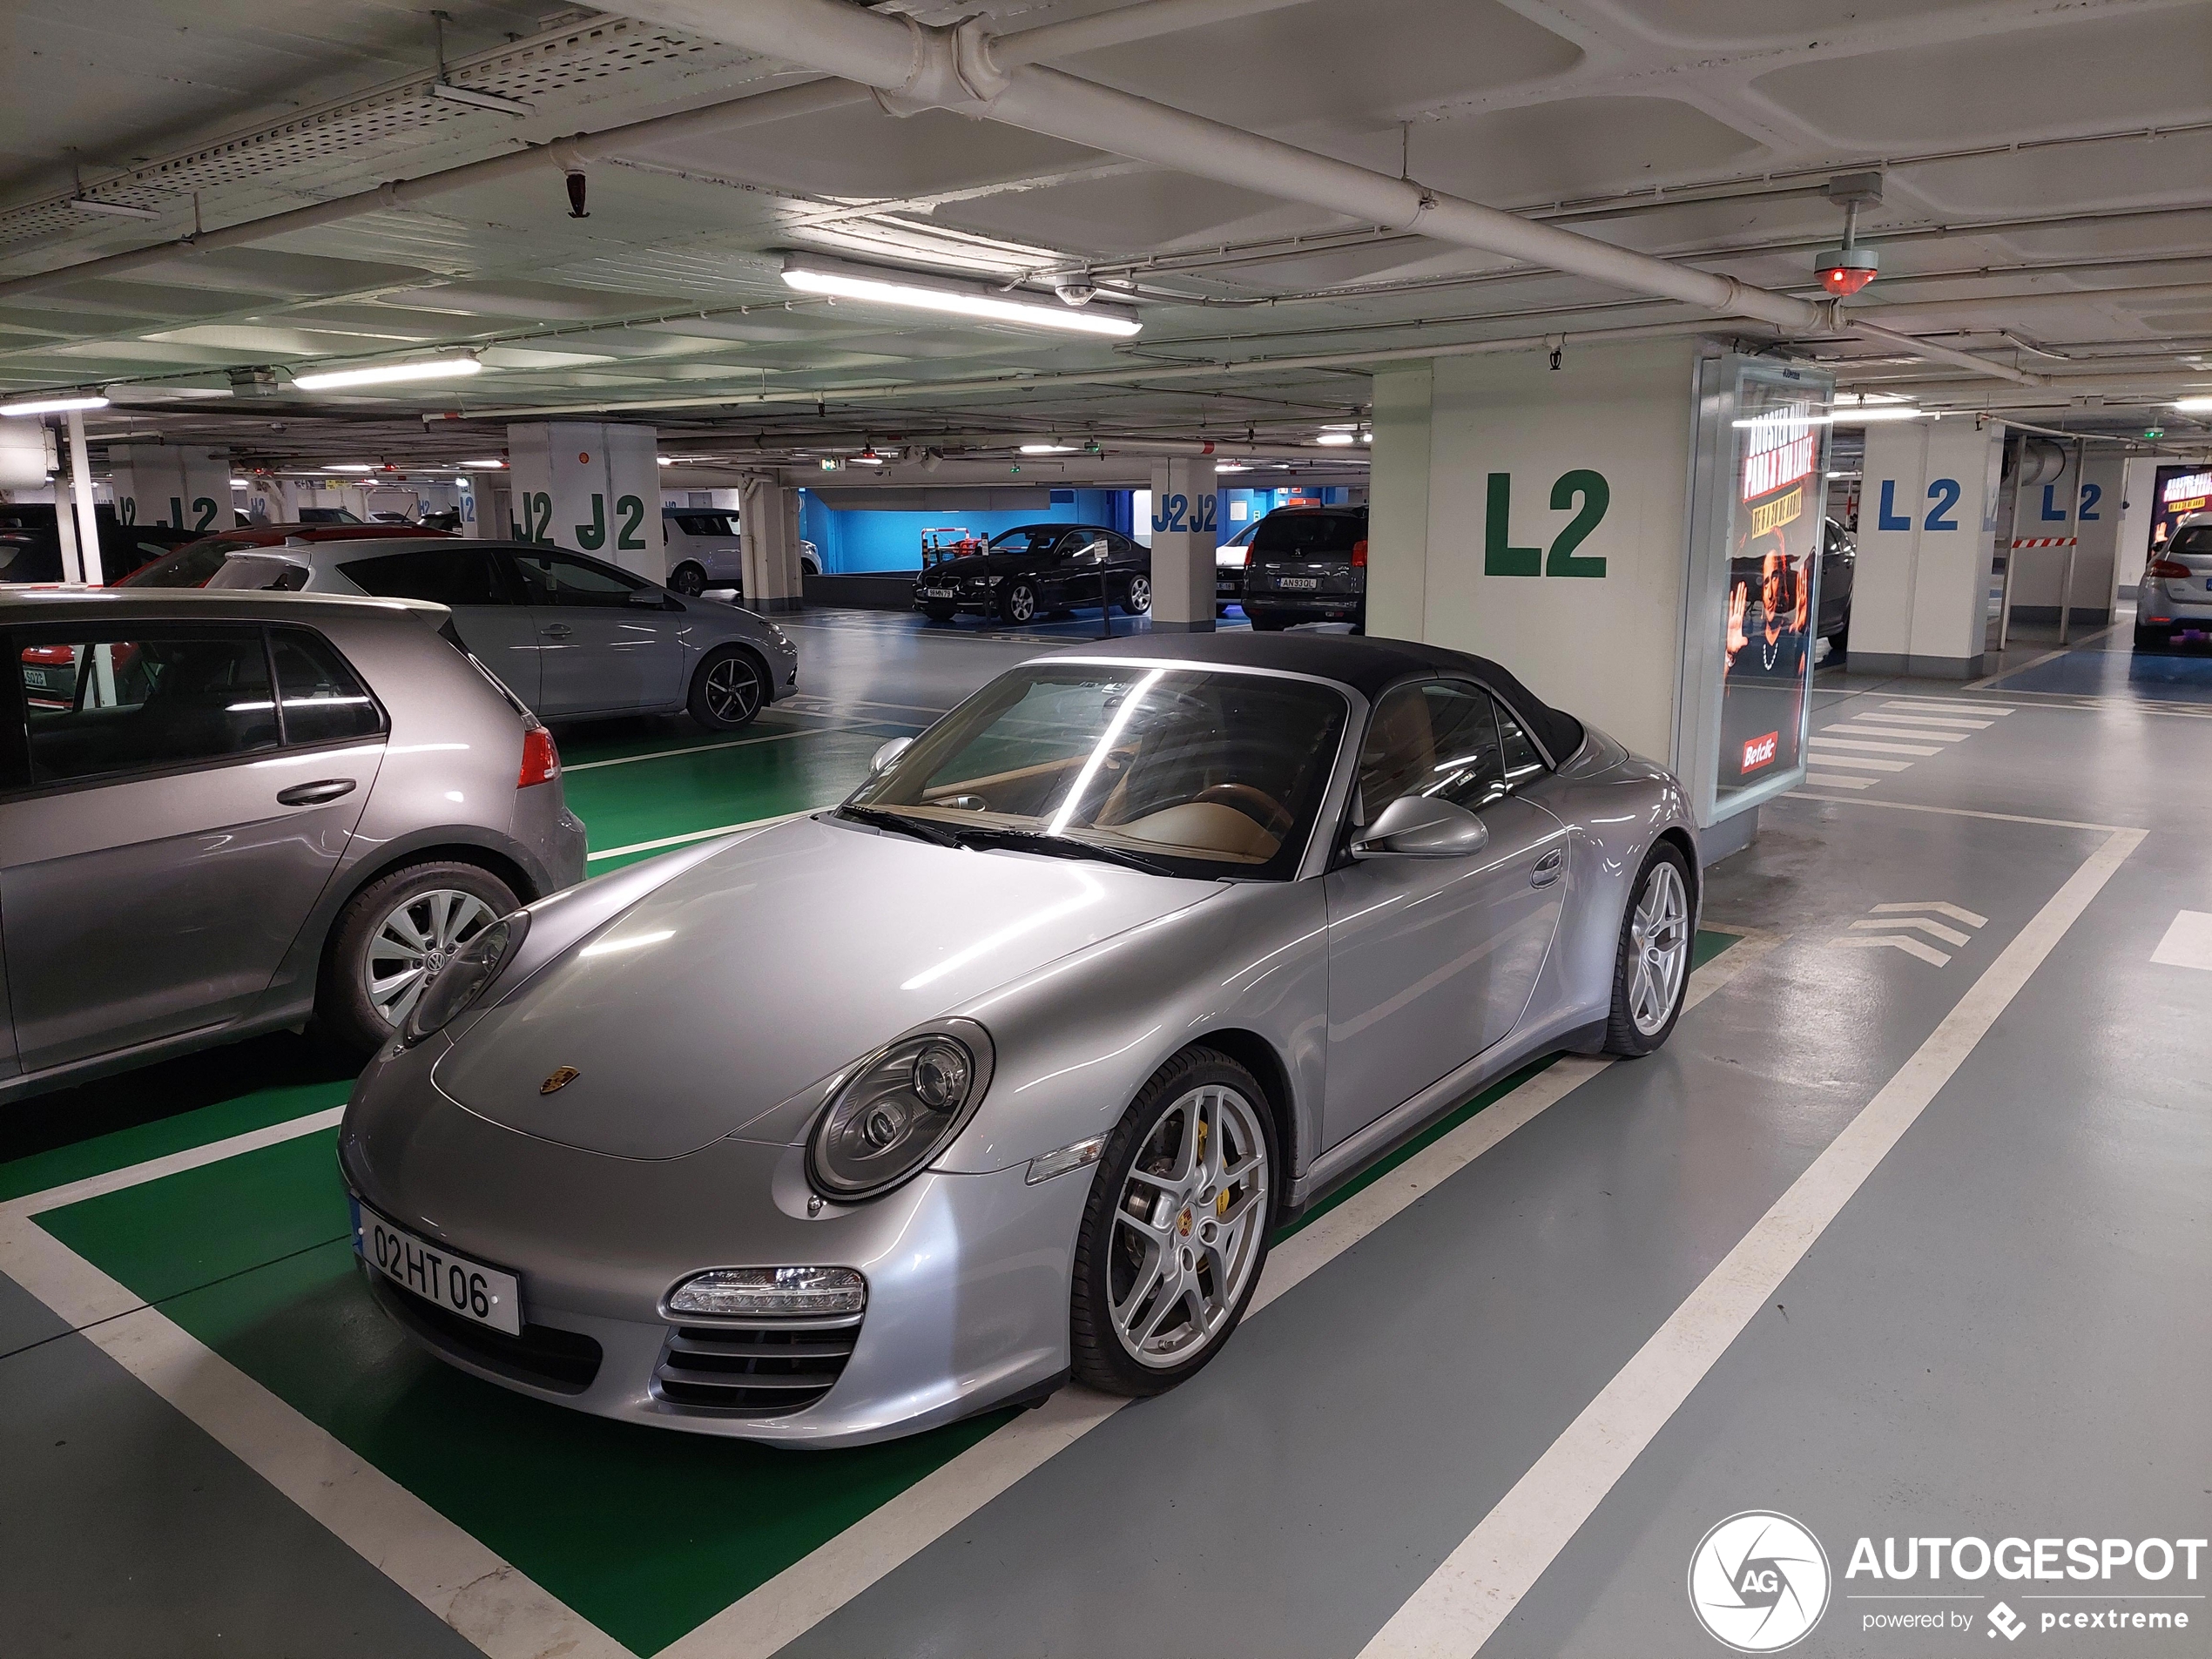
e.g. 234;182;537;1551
667;1265;866;1317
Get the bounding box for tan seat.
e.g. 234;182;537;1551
1358;688;1437;820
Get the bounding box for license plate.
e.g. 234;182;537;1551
353;1198;522;1336
1278;577;1319;590
21;667;44;686
923;588;955;598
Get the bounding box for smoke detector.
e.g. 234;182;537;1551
1817;172;1884;298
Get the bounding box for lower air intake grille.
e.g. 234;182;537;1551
651;1314;860;1416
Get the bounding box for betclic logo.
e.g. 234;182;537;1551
1742;731;1779;772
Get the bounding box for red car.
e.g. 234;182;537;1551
123;522;453;589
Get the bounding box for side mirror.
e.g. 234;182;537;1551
1351;794;1489;859
870;736;914;773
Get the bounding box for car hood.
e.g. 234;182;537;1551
433;814;1222;1159
919;553;1007;581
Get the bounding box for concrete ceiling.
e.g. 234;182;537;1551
4;0;2211;475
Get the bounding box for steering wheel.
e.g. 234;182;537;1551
1192;783;1295;840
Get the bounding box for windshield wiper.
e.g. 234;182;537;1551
838;804;963;848
951;826;1181;877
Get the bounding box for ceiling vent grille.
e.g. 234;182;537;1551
0;18;759;250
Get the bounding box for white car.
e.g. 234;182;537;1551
664;508;820;597
1216;517;1262;615
2137;513;2212;651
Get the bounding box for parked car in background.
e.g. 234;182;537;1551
338;631;1696;1444
1241;506;1368;631
1217;517;1261;616
0;505;200;585
0;588;588;1102
205;537;799;729
124;521;453;590
2135;514;2212;651
1817;516;1855;653
662;508;821;597
914;523;1150;624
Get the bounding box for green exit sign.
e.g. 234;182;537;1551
2144;426;2165;439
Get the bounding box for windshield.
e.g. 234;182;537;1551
987;525;1063;555
1251;513;1363;559
2171;525;2212;556
848;664;1348;880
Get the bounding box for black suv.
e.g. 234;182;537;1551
914;523;1151;625
1240;506;1368;631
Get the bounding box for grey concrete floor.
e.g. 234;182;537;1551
4;617;2207;1658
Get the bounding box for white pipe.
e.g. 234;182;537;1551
66;408;102;584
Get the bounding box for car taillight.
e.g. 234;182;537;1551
1243;543;1257;570
1352;537;1368;569
2147;558;2192;579
518;724;560;788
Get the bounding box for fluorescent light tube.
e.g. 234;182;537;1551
431;83;534;116
780;252;1140;338
293;356;482;392
0;394;109;415
2172;395;2212;412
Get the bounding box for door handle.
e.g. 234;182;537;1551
277;779;357;807
541;623;574;640
1530;848;1563;887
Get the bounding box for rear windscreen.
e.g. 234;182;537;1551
2172;526;2212;556
1251;514;1364;559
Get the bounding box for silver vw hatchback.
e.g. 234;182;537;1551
206;538;800;729
0;590;588;1103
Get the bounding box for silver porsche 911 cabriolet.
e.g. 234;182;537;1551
339;633;1698;1445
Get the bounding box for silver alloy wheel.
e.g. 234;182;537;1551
1628;859;1689;1035
1006;583;1036;623
1126;574;1152;612
1109;1082;1271;1369
669;563;706;596
703;653;762;724
364;888;499;1028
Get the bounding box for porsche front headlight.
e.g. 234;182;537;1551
401;911;528;1046
806;1022;992;1201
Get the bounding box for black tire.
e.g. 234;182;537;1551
2134;624;2172;653
999;578;1039;626
317;860;518;1054
1823;604;1851;658
923;603;958;624
667;563;707;597
1246;610;1288;632
688;645;766;730
1069;1046;1278;1397
1602;841;1694;1057
1122;574;1153;616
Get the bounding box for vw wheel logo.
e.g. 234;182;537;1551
1688;1511;1831;1653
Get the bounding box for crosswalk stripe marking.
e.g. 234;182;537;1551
1804;773;1876;789
1850;916;1972;947
1872;900;1988;927
1848;712;1994;729
1810;737;1946;756
1831;934;1953;966
1884;699;2013;715
1823;724;1967;743
1797;753;1912;772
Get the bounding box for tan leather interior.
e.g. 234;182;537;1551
1359;688;1437;819
1114;801;1281;860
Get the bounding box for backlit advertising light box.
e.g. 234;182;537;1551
1677;354;1834;827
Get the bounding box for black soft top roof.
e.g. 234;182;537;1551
1052;631;1586;762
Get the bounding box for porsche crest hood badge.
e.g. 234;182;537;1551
540;1066;580;1096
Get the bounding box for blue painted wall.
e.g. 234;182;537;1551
799;489;1133;572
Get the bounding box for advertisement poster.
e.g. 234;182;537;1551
1714;379;1826;811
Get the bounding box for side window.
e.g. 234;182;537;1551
1357;681;1505;821
340;548;512;607
512;552;647;607
1492;698;1547;788
271;628;385;746
17;627;278;786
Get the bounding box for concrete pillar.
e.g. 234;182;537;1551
1366;363;1434;640
2114;456;2161;600
1147;455;1217;631
2000;440;2115;632
738;475;804;613
1854;420;2006;675
65;411;100;583
506;422;663;577
108;442;229;536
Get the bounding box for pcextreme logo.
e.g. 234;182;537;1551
1689;1512;1832;1653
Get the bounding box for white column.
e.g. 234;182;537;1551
106;442;228;535
67;410;102;584
505;422;659;573
2114;456;2161;601
1853;419;2007;677
1366;363;1434;640
1147;455;1217;632
738;475;804;613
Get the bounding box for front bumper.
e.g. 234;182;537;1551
1244;587;1365;621
340;1051;1087;1445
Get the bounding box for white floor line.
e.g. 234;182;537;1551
1804;772;1875;789
1810;736;1945;756
1822;724;1966;743
0;1146;634;1659
1782;792;2131;834
660;934;1781;1659
563;725;867;773
1847;712;1994;730
1794;753;1912;772
586;810;819;863
1353;826;2144;1659
1883;698;2013;715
